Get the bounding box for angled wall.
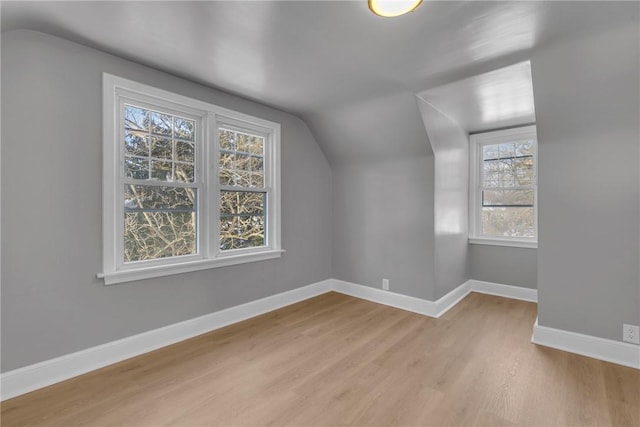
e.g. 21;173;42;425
1;30;333;371
417;101;469;298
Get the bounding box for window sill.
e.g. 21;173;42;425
98;249;285;285
469;238;537;249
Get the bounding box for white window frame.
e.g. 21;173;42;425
99;74;282;285
469;125;538;248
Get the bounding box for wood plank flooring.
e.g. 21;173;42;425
1;292;638;426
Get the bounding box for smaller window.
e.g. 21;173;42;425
469;126;537;247
218;126;268;252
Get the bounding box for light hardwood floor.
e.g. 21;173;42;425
1;292;638;426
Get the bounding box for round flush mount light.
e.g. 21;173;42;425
368;0;423;17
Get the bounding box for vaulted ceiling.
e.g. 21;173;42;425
1;1;632;163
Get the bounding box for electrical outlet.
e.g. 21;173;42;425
623;324;640;344
382;278;390;291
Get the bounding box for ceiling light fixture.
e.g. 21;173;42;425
368;0;423;18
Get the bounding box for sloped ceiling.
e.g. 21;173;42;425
1;1;634;164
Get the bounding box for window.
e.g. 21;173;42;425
218;125;268;251
100;74;282;284
469;125;537;248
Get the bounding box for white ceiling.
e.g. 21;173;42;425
1;1;633;163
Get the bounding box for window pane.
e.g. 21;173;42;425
220;150;235;169
174;117;195;141
219;152;263;188
151;137;172;159
124;131;149;157
124;185;195;211
515;166;533;186
124;156;149;180
483;145;534;188
482;144;499;161
220;191;265;215
174;163;195;183
218;128;265;189
220;216;265;251
483;189;534;207
482;172;501;188
250;156;263;173
151;160;172;181
176;141;194;162
482;207;534;238
219;129;235;150
219;168;234;186
220;191;266;251
124;105;148;131
235;131;263;154
124;211;196;262
251;173;264;187
498;143;516;159
236;153;251;171
483;160;516;187
515;140;533;156
234;171;251;187
150;112;172;136
234;132;251;153
248;137;264;156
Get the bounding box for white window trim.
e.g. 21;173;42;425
468;238;538;249
469;125;538;249
99;74;282;285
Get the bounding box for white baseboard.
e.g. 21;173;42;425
433;281;474;317
330;279;441;317
0;279;332;401
1;277;593;401
330;278;537;318
330;279;471;318
467;279;538;302
532;318;640;369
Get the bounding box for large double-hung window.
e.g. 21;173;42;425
469;125;537;247
100;74;282;284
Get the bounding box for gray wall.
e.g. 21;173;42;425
469;245;537;289
532;15;640;341
332;157;436;301
1;30;333;372
418;101;469;298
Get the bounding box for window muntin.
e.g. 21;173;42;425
470;126;537;245
101;74;282;284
